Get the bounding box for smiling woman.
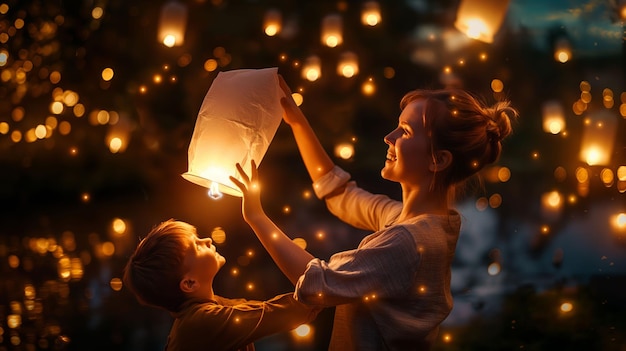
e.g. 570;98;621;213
230;75;518;351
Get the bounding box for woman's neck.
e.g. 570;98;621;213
398;183;449;221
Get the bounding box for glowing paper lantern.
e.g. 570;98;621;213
361;1;381;26
302;55;321;81
337;51;359;78
542;100;565;134
158;0;188;47
182;68;283;198
321;14;343;47
553;37;572;63
105;114;133;153
263;9;282;36
454;0;511;43
579;110;618;166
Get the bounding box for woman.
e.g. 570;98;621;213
231;75;518;350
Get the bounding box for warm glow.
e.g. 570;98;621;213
491;79;504;92
263;9;282;36
211;227;226;244
487;262;501;275
554;38;571;63
542;100;565;134
334;142;354;160
361;1;381;26
293;238;307;249
294;324;311;337
337;51;359;78
321;14;343;47
611;213;626;233
101;67;114;81
497;167;511;182
158;0;188;47
302;56;321;81
454;0;511;43
560;302;573;313
208;182;223;200
361;79;376;96
112;218;127;235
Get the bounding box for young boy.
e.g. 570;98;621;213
123;219;318;351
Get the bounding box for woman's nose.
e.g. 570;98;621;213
384;130;396;145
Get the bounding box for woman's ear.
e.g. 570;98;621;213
179;277;197;293
429;150;452;172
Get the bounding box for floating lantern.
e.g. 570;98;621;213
542;100;565;134
105;113;133;153
579;109;618;166
321;14;343;47
263;9;282;36
361;1;381;26
302;55;321;81
182;68;283;198
553;37;572;63
454;0;511;43
158;0;188;47
337;51;359;78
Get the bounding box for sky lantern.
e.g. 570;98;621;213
302;55;322;81
553;37;572;63
157;0;188;47
542;100;565;134
579;109;618;166
263;9;282;36
182;68;283;198
337;51;359;78
321;14;343;47
105;113;133;153
454;0;511;43
361;1;382;26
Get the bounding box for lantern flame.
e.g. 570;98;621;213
208;182;223;200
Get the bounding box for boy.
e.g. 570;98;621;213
123;219;318;351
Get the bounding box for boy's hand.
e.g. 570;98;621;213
278;74;307;127
230;160;265;224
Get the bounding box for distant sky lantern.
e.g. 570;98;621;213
579;109;618;166
454;0;511;43
361;1;381;26
263;9;282;36
553;37;572;63
321;14;343;47
105;113;133;153
302;56;321;81
182;68;283;199
337;51;359;78
541;190;563;222
158;0;188;47
542;100;565;134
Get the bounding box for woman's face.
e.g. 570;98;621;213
381;99;433;185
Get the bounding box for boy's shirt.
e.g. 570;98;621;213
165;292;317;351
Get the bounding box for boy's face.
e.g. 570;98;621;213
182;232;226;286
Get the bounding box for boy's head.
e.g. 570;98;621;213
123;219;225;312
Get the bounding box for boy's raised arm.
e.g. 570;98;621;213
230;161;314;286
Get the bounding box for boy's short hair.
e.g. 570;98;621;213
123;219;196;312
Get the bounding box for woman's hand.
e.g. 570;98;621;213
230;161;265;224
278;74;307;127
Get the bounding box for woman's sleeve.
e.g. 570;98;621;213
294;228;418;307
313;166;401;231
